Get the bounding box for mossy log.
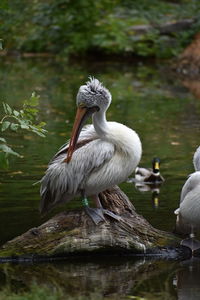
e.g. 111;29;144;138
0;186;190;261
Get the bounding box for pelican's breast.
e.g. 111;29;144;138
180;188;200;228
85;122;142;194
107;121;142;168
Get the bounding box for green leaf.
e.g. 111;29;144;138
0;152;9;169
38;121;46;127
31;130;46;137
0;93;47;168
10;123;19;131
2;102;7;114
25;108;38;114
13;110;20;117
0;40;2;50
19;119;30;126
2;102;12;114
0;137;6;143
5;103;12;115
41;128;47;133
20;124;30;130
24;92;40;107
0;144;21;157
1;121;10;131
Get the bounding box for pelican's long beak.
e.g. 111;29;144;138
64;106;98;163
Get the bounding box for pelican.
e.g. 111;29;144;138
135;157;164;184
175;146;200;251
40;77;142;224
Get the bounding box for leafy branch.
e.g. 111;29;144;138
0;92;47;168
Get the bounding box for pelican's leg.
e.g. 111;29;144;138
92;195;122;221
181;226;200;253
92;194;103;208
81;191;106;225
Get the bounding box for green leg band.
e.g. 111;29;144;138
82;197;89;207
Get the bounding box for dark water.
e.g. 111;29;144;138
1;57;200;299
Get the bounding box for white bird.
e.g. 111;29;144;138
40;77;142;224
175;146;200;251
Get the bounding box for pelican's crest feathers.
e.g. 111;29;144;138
86;77;104;93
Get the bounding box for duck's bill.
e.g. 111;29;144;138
64;106;98;163
154;162;160;170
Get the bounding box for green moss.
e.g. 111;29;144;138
155;235;180;247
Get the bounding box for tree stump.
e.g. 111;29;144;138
0;186;190;262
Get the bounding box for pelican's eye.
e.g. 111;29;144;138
79;102;86;108
90;86;96;93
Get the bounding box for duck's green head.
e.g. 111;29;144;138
152;157;161;173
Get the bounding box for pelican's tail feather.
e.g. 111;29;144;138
40;180;72;215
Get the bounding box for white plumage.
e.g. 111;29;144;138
178;171;200;228
175;146;200;250
40;78;142;223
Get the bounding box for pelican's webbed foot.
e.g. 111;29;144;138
84;207;121;225
84;207;106;225
181;237;200;252
82;196;121;225
102;209;122;221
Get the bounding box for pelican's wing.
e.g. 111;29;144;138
180;171;200;203
50;124;98;163
40;135;115;214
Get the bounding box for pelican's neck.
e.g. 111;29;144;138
193;147;200;171
92;109;109;137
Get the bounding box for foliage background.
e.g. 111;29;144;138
1;0;200;58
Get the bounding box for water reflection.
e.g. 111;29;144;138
136;184;162;209
174;258;200;300
0;258;177;298
127;177;164;209
1;257;200;299
0;257;200;300
127;157;165;209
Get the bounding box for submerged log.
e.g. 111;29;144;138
0;186;190;261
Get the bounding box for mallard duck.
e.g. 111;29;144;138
135;157;164;184
175;146;200;252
